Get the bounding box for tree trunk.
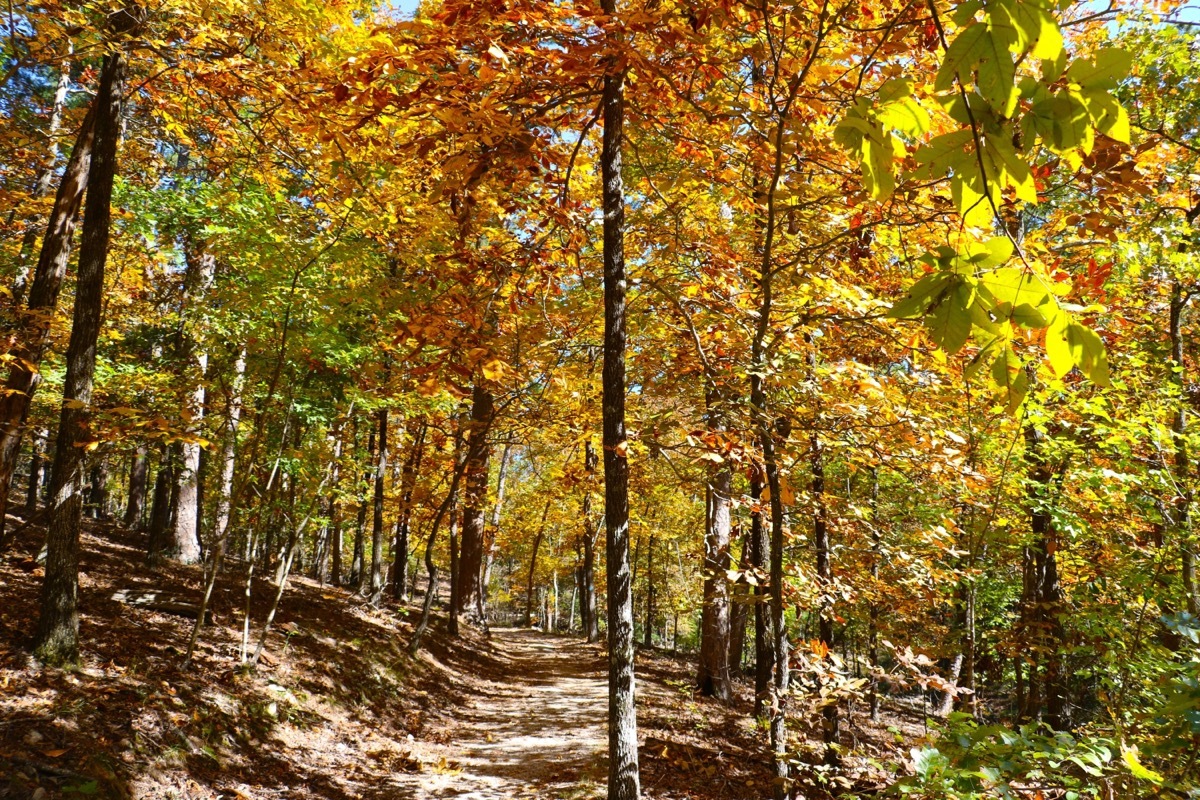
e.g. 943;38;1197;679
11;55;72;305
524;500;552;627
393;419;426;601
26;429;47;518
33;52;125;666
482;441;511;606
352;422;370;590
457;383;493;621
868;467;881;720
214;349;245;551
124;445;148;528
728;522;751;678
1025;415;1066;729
1170;283;1199;616
644;534;654;648
0;102;97;550
599;6;641;791
147;449;173;567
812;428;839;764
86;456;108;519
369;407;387;605
582;440;600;643
697;388;733;701
329;418;345;587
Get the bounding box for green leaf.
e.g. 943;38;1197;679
889;271;955;319
925;284;973;354
1066;47;1132;89
1121;746;1164;784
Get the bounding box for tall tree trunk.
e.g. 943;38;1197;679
582;440;600;643
329;418;345;587
1025;414;1066;728
698;388;733;700
168;231;215;565
812;427;839;764
728;522;751;677
214;349;245;546
0;103;97;550
751;467;773;717
352;422;370;590
1170;283;1199;615
32;52;125;666
600;4;640;791
457;383;492;620
147;449;173;567
393;419;425;601
11;55;72;305
26;429;47;517
124;445;148;528
482;441;511;604
86;456;108;519
369;407;388;605
524;500;552;627
868;467;882;720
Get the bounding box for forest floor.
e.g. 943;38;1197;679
0;513;924;800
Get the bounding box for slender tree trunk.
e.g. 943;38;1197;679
482;441;511;603
86;457;108;519
0;103;97;550
352;422;370;590
644;534;654;648
698;388;733;700
25;430;46;517
11;55;72;305
124;445;148;528
1025;415;1066;728
751;467;773;717
600;6;640;791
582;440;600;643
214;349;245;548
457;383;492;620
1170;284;1199;616
728;522;750;678
409;435;470;654
394;419;426;601
868;467;882;720
812;427;839;764
329;419;345;587
369;407;388;605
524;500;552;627
33;52;125;666
147;449;173;566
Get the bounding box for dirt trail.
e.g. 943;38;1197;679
392;628;609;799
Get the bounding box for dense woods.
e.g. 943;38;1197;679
3;0;1200;797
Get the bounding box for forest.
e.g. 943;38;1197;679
1;0;1199;797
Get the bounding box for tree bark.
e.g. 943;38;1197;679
26;429;47;517
697;388;733;701
812;427;839;764
600;5;640;791
147;449;175;568
393;419;425;601
0;103;96;550
11;56;72;305
457;383;493;620
369;407;388;605
214;349;245;547
33;52;125;666
582;440;600;643
1170;283;1199;616
124;445;148;528
524;500;552;627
